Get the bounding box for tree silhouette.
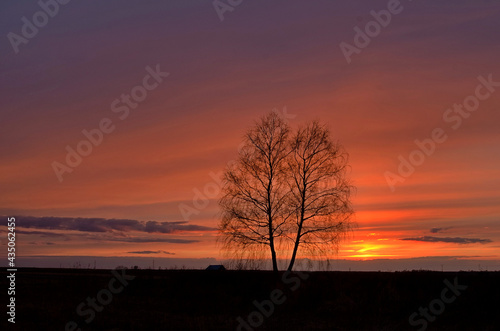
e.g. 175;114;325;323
219;112;291;272
286;121;354;271
219;112;355;271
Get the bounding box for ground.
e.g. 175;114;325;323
1;268;499;330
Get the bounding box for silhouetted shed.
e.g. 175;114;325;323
205;265;226;271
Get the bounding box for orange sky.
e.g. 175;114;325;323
1;0;499;270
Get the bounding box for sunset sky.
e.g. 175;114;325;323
1;0;499;270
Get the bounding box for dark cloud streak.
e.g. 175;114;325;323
5;216;215;234
15;229;199;244
127;250;175;255
400;236;492;244
430;227;453;233
16;229;70;238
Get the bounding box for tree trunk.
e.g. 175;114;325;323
287;223;302;271
269;236;279;272
288;183;306;271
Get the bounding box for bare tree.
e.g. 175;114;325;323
219;113;355;272
286;121;354;271
219;112;291;272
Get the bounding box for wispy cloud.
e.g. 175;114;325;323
12;226;200;244
430;227;454;234
28;242;56;245
400;236;492;244
107;237;197;244
127;250;175;255
16;229;69;238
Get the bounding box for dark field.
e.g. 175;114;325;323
1;268;499;330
